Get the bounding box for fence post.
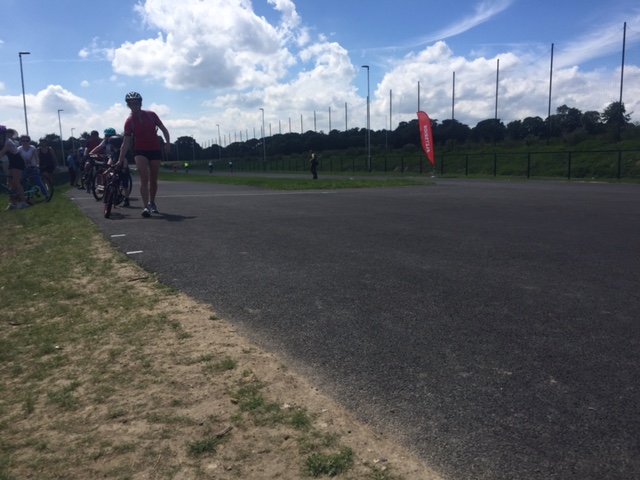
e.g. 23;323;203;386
465;154;469;176
617;151;622;179
440;154;444;175
527;153;531;179
567;151;572;180
493;153;497;176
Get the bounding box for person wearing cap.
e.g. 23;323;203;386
117;91;170;218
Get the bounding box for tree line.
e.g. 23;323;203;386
41;101;634;164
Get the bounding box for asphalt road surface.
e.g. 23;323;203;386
72;176;640;480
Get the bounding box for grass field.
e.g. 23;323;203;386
157;171;429;190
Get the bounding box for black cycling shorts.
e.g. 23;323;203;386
134;150;163;161
7;152;25;171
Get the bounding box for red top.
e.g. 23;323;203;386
124;110;163;150
87;138;102;151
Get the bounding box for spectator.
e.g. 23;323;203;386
67;150;79;187
0;126;28;209
309;150;319;179
18;135;39;175
37;138;57;186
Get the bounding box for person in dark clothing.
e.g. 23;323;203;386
309;150;319;179
37;138;57;185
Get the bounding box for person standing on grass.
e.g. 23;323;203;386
309;150;319;179
37;138;57;186
67;150;79;187
116;91;170;218
0;126;28;210
18;135;39;175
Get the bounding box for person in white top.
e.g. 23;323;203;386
0;127;28;209
17;135;40;172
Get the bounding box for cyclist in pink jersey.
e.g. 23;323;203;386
116;91;171;218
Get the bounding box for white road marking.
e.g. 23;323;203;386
126;251;143;255
111;234;126;237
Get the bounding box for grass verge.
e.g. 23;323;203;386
157;171;429;190
0;190;439;480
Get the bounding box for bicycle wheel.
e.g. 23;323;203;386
123;171;133;198
82;172;93;193
93;172;106;201
104;184;115;218
23;174;53;205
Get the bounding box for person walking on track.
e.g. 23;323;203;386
116;91;171;218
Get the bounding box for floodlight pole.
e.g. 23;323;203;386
19;52;31;136
216;124;222;161
57;109;65;165
259;108;266;171
361;65;371;171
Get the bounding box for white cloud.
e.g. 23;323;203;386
372;39;640;130
112;0;298;90
385;0;514;50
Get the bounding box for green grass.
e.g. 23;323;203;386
158;171;428;190
306;447;354;477
187;435;226;456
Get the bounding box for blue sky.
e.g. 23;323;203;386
1;0;639;146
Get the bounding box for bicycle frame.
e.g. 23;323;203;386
103;166;127;218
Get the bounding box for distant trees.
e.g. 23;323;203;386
38;101;635;165
213;100;632;159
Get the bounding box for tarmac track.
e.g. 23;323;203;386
72;175;640;480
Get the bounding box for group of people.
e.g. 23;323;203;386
0;127;57;209
1;91;171;218
68;92;170;218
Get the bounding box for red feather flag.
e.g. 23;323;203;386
417;111;435;166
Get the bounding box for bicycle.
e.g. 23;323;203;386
88;155;110;201
0;170;53;206
103;165;130;218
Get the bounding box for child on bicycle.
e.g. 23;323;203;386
91;129;132;207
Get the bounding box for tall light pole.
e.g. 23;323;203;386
70;128;75;151
19;52;31;136
216;124;222;161
57;109;65;165
361;65;371;171
259;108;266;171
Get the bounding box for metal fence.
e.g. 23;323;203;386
184;149;640;180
